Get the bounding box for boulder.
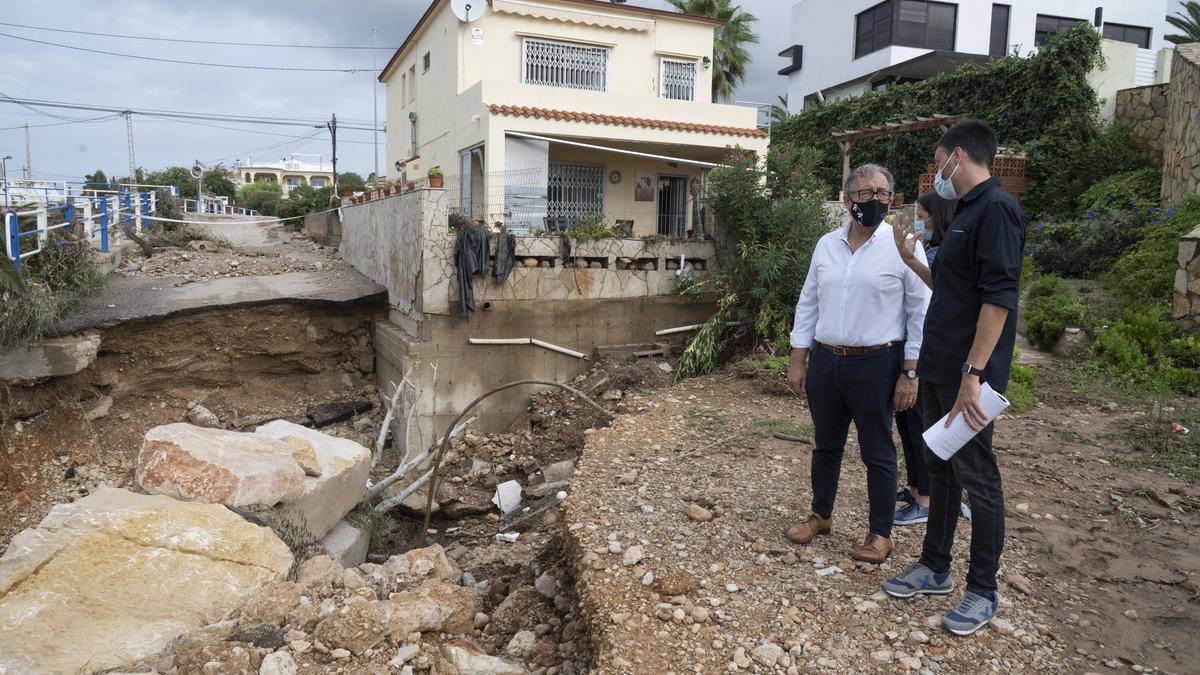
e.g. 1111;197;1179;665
321;520;370;567
280;434;322;477
136;423;305;508
254;420;372;541
0;331;100;383
312;581;476;655
0;487;292;674
439;643;530;674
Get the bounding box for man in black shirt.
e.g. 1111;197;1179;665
881;120;1026;637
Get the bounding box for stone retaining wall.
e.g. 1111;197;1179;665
1114;83;1168;165
1173;223;1200;330
1163;44;1200;206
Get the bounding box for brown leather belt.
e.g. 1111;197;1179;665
816;341;903;357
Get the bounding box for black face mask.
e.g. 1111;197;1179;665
850;199;888;228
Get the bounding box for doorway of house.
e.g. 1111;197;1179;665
657;175;687;237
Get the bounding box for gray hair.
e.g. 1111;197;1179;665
844;163;895;194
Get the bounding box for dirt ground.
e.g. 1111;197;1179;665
562;362;1200;674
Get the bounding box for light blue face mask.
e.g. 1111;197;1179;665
934;153;959;200
914;218;932;241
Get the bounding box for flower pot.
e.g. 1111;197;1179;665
382;187;392;196
406;181;416;191
428;175;443;188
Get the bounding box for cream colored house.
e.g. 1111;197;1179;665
235;156;335;197
379;0;769;236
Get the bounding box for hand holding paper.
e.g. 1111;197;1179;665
922;382;1010;460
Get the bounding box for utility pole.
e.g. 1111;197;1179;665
372;28;379;183
326;114;338;200
123;111;136;183
23;123;31;179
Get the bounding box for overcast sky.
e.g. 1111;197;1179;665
0;0;1186;182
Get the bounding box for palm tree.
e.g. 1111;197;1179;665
0;254;26;295
1167;1;1200;44
770;94;791;124
666;0;759;102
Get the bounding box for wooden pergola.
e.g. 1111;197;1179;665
832;114;970;190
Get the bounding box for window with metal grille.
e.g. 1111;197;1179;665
523;38;609;92
547;163;604;223
660;58;697;101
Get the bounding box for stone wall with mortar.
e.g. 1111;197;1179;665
1114;83;1169;165
1163;44;1200;206
1173;223;1200;331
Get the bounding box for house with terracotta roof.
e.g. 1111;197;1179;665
378;0;768;236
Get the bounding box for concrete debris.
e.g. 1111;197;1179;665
493;480;523;514
83;394;114;422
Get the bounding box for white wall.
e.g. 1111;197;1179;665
785;0;1173;111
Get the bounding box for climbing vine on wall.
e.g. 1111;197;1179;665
772;23;1105;216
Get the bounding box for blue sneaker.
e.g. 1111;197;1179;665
960;501;973;521
894;502;929;526
881;563;954;598
941;591;998;636
896;489;915;506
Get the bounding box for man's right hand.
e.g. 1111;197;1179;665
890;212;918;262
787;349;808;394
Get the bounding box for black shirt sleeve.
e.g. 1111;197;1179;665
974;200;1024;311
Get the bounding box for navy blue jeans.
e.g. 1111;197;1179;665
804;344;901;538
896;402;930;496
918;379;1006;596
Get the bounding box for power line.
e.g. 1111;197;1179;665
136;115;378;145
1;93;376;127
0;93;383;131
0;32;376;72
0;114;122;131
0;21;396;50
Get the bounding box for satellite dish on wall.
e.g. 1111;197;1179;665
451;0;483;23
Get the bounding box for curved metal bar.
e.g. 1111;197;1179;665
418;379;615;537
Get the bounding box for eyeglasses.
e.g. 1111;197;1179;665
851;188;894;201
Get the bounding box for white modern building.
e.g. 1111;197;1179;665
781;1;1176;111
234;155;334;197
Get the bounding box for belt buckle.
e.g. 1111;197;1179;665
833;345;848;356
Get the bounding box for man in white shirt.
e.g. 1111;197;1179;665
785;164;931;564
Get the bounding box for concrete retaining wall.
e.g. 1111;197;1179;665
340;190;435;324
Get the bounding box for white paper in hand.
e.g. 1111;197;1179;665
922;382;1010;460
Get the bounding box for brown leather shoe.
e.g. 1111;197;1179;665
785;513;833;544
851;533;893;564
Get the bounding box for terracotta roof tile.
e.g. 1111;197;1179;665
486;104;768;139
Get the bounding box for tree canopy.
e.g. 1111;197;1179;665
1167;1;1200;44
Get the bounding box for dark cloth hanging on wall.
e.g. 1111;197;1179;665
455;227;490;317
493;233;517;283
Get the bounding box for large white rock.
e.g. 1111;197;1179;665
0;331;100;382
137;423;306;507
0;487;292;674
255;420;372;542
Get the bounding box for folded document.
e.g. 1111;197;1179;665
922;383;1010;460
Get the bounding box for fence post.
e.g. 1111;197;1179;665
98;197;109;253
149;190;157;215
82;198;93;242
36;206;48;251
134;192;143;234
4;211;17;274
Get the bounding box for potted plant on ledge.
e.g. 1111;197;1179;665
428;166;444;189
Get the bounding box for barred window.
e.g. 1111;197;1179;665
660;58;697;101
548;163;604;223
523;38;609;92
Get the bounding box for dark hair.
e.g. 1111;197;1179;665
917;191;957;246
936;119;998;166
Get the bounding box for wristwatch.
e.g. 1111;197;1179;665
961;362;985;379
903;369;918;380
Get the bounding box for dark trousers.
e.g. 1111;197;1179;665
805;344;901;538
896;403;930;496
918;380;1006;596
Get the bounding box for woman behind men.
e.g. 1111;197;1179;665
893;191;959;525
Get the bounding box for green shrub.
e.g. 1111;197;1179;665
1089;307;1171;372
1025;123;1153;218
1007;348;1037;412
1078;168;1162;216
1108;196;1200;308
0;234;106;349
1024;275;1087;350
1030;206;1150;277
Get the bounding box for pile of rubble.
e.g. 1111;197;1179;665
117;237;344;281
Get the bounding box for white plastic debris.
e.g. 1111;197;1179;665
492;480;523;515
815;565;843;577
495;532;520;543
556;490;568;501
